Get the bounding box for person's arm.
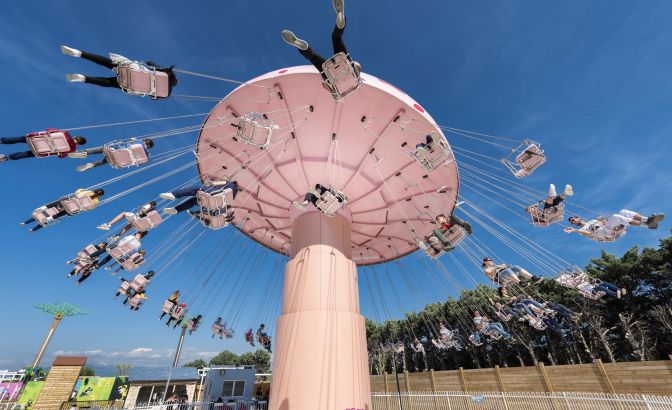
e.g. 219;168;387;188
564;227;592;237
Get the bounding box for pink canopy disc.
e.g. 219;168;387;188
196;66;459;265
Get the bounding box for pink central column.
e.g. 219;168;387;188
269;208;371;410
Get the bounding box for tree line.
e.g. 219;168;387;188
366;234;672;374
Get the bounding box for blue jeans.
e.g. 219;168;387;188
549;303;574;321
1;136;37;160
486;322;511;339
172;183;238;213
1;136;28;144
595;282;619;297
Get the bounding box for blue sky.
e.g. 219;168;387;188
1;0;671;370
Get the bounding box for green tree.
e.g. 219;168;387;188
115;363;131;376
80;367;95;376
238;349;271;373
183;359;208;369
209;350;239;366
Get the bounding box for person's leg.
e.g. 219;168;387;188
432;228;450;245
88;158;108;169
594;283;618;298
514;302;536;317
608;209;645;228
331;24;348;55
172;187;200;198
509;265;533;279
82;147;105;156
80;51;115;69
175;197;199;213
552;303;574;318
7;151;36;161
107;213;126;226
498;269;521;286
83;76;120;88
298;48;328;72
117;223;133;237
97;255;113;267
0;136;28;144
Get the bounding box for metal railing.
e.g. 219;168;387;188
371;391;672;410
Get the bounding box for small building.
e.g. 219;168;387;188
123;367;200;408
201;366;256;404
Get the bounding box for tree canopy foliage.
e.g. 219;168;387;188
366;234;672;373
198;349;272;373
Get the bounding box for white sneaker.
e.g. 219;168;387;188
548;184;557;197
68;152;88;159
0;154;8;163
333;0;345;29
160;192;176;201
97;223;111;231
616;290;622;299
77;163;95;172
66;73;86;83
107;236;119;243
293;201;307;210
163;207;178;215
281;30;309;51
60;45;82;57
563;184;573;196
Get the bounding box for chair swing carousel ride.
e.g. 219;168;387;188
13;8;665;410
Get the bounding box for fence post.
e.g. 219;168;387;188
384;372;392;410
403;371;411;393
429;370;439;410
642;395;653;410
594;359;617;394
458;367;468;393
537;362;558;410
495;365;509;410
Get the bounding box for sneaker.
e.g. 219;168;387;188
563;184;573;196
621;288;627;296
104;266;112;271
66;73;86;83
28;228;36;233
0;154;8;163
76;163;95;172
160;192;176;201
616;290;621;299
97;223;111;231
68;152;88;159
333;0;345;29
646;213;664;229
532;275;544;284
163;207;178;215
548;184;557;197
293;201;307;210
187;210;199;219
107;236;119;243
281;30;309;51
60;45;82;57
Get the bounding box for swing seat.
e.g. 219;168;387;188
60;192;96;215
108;237;141;262
588;222;627;243
27;131;71;157
484;330;503;340
116;63;169;99
197;188;234;211
195;211;232;230
237;112;277;149
496;311;513;322
555;266;589;289
130;274;150;292
529;317;547;330
162;300;176;314
501;140;546;179
117;281;132;296
119;254;144;271
419;225;467;259
126;210;163;232
245;333;254;343
527;203;564;227
468;334;483;346
321;52;361;101
577;285;606;301
103;140;150;169
170;305;185;320
411;135;454;172
77;244;99;261
431;339;446;350
187;320;200;332
32;206;62;227
223;328;235;338
212;323;223;335
128;296;145;309
314;186;348;217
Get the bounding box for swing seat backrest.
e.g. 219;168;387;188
162;300;175;314
127;210;163;232
187;320;197;331
171;306;185;320
411;137;453;172
27;131;71;157
197;188;233;211
129;296;144;308
120;254;143;271
237;112;275;149
496;311;513;322
212;324;223;334
516;143;545;171
130;275;149;292
104;141;149;168
528;203;564;227
60;193;96;215
321;52;361;101
418;239;444;259
108;239;140;261
314;186;348;217
77;244;98;260
117;64;169;98
591;225;627;243
32;206;61;226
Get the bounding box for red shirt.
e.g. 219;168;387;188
26;128;77;158
440;222;451;231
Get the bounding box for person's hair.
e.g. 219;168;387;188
481;257;492;267
143;138;154;149
568;216;582;225
74;136;87;145
99;242;107;248
146;270;155;277
138;249;146;255
435;214;447;221
260;323;265;327
137;231;148;239
93;189;105;197
166;67;178;87
148;200;157;207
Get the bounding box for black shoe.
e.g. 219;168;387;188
646;213;664;229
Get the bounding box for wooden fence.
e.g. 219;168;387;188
371;356;672;396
